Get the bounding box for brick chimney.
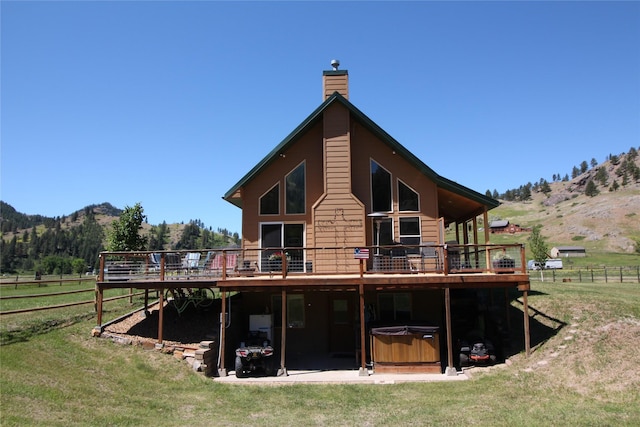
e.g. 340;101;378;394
323;59;349;100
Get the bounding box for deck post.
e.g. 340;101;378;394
157;288;164;345
505;287;511;332
484;210;491;272
444;287;456;376
219;290;227;376
523;289;531;357
358;283;368;376
144;289;149;315
277;288;288;376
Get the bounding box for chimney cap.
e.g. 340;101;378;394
330;59;340;70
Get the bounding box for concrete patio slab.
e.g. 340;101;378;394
213;369;470;385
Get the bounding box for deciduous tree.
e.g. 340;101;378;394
106;203;147;251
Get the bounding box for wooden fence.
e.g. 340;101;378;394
0;277;143;316
529;266;640;283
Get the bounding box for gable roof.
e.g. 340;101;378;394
223;92;499;220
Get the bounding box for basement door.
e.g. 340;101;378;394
328;294;356;355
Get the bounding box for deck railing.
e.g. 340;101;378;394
98;244;526;282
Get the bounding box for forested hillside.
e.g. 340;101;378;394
0;203;239;275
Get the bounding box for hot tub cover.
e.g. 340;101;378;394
370;325;439;336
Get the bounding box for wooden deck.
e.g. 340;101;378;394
94;245;532;378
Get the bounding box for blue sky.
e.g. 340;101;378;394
2;1;639;234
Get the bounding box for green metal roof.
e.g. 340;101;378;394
223;92;498;210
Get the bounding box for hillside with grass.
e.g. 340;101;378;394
1;280;638;425
487;149;640;264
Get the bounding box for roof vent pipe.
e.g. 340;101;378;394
331;59;340;71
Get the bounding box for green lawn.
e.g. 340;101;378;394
1;281;639;426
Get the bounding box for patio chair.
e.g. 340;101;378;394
183;252;201;273
422;243;441;271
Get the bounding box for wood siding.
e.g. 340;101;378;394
350;121;441;244
240;123;324;251
323;72;349;100
313;101;365;273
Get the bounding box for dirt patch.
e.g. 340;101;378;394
103;302;220;347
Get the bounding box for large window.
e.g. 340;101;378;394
398;180;419;212
272;294;305;328
378;293;411;321
399;217;421;254
371;159;392;212
260;183;280;215
286;162;305;214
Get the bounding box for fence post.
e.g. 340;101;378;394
591;268;594;282
579;270;582;282
604;267;608;283
620;267;623;283
552;269;556;282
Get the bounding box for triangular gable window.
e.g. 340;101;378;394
398;180;419;212
260;183;280;215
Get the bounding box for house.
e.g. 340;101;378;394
551;246;586;257
490;220;530;234
95;63;532;378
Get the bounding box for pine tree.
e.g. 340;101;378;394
585;180;599;197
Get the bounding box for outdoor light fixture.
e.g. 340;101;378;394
367;212;388;255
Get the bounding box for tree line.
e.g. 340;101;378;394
486;147;639;202
0;203;239;275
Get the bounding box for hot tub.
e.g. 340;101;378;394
370;325;440;373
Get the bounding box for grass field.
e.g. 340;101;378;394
1;281;639;426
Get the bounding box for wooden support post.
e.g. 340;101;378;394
472;217;479;268
157;288;164;345
523;289;531;357
144;289;149;314
219;290;227;376
358;283;368;376
96;285;103;326
483;210;491;272
160;253;165;281
505;287;511;331
278;288;288;376
443;245;450;276
445;287;456;375
222;252;227;279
